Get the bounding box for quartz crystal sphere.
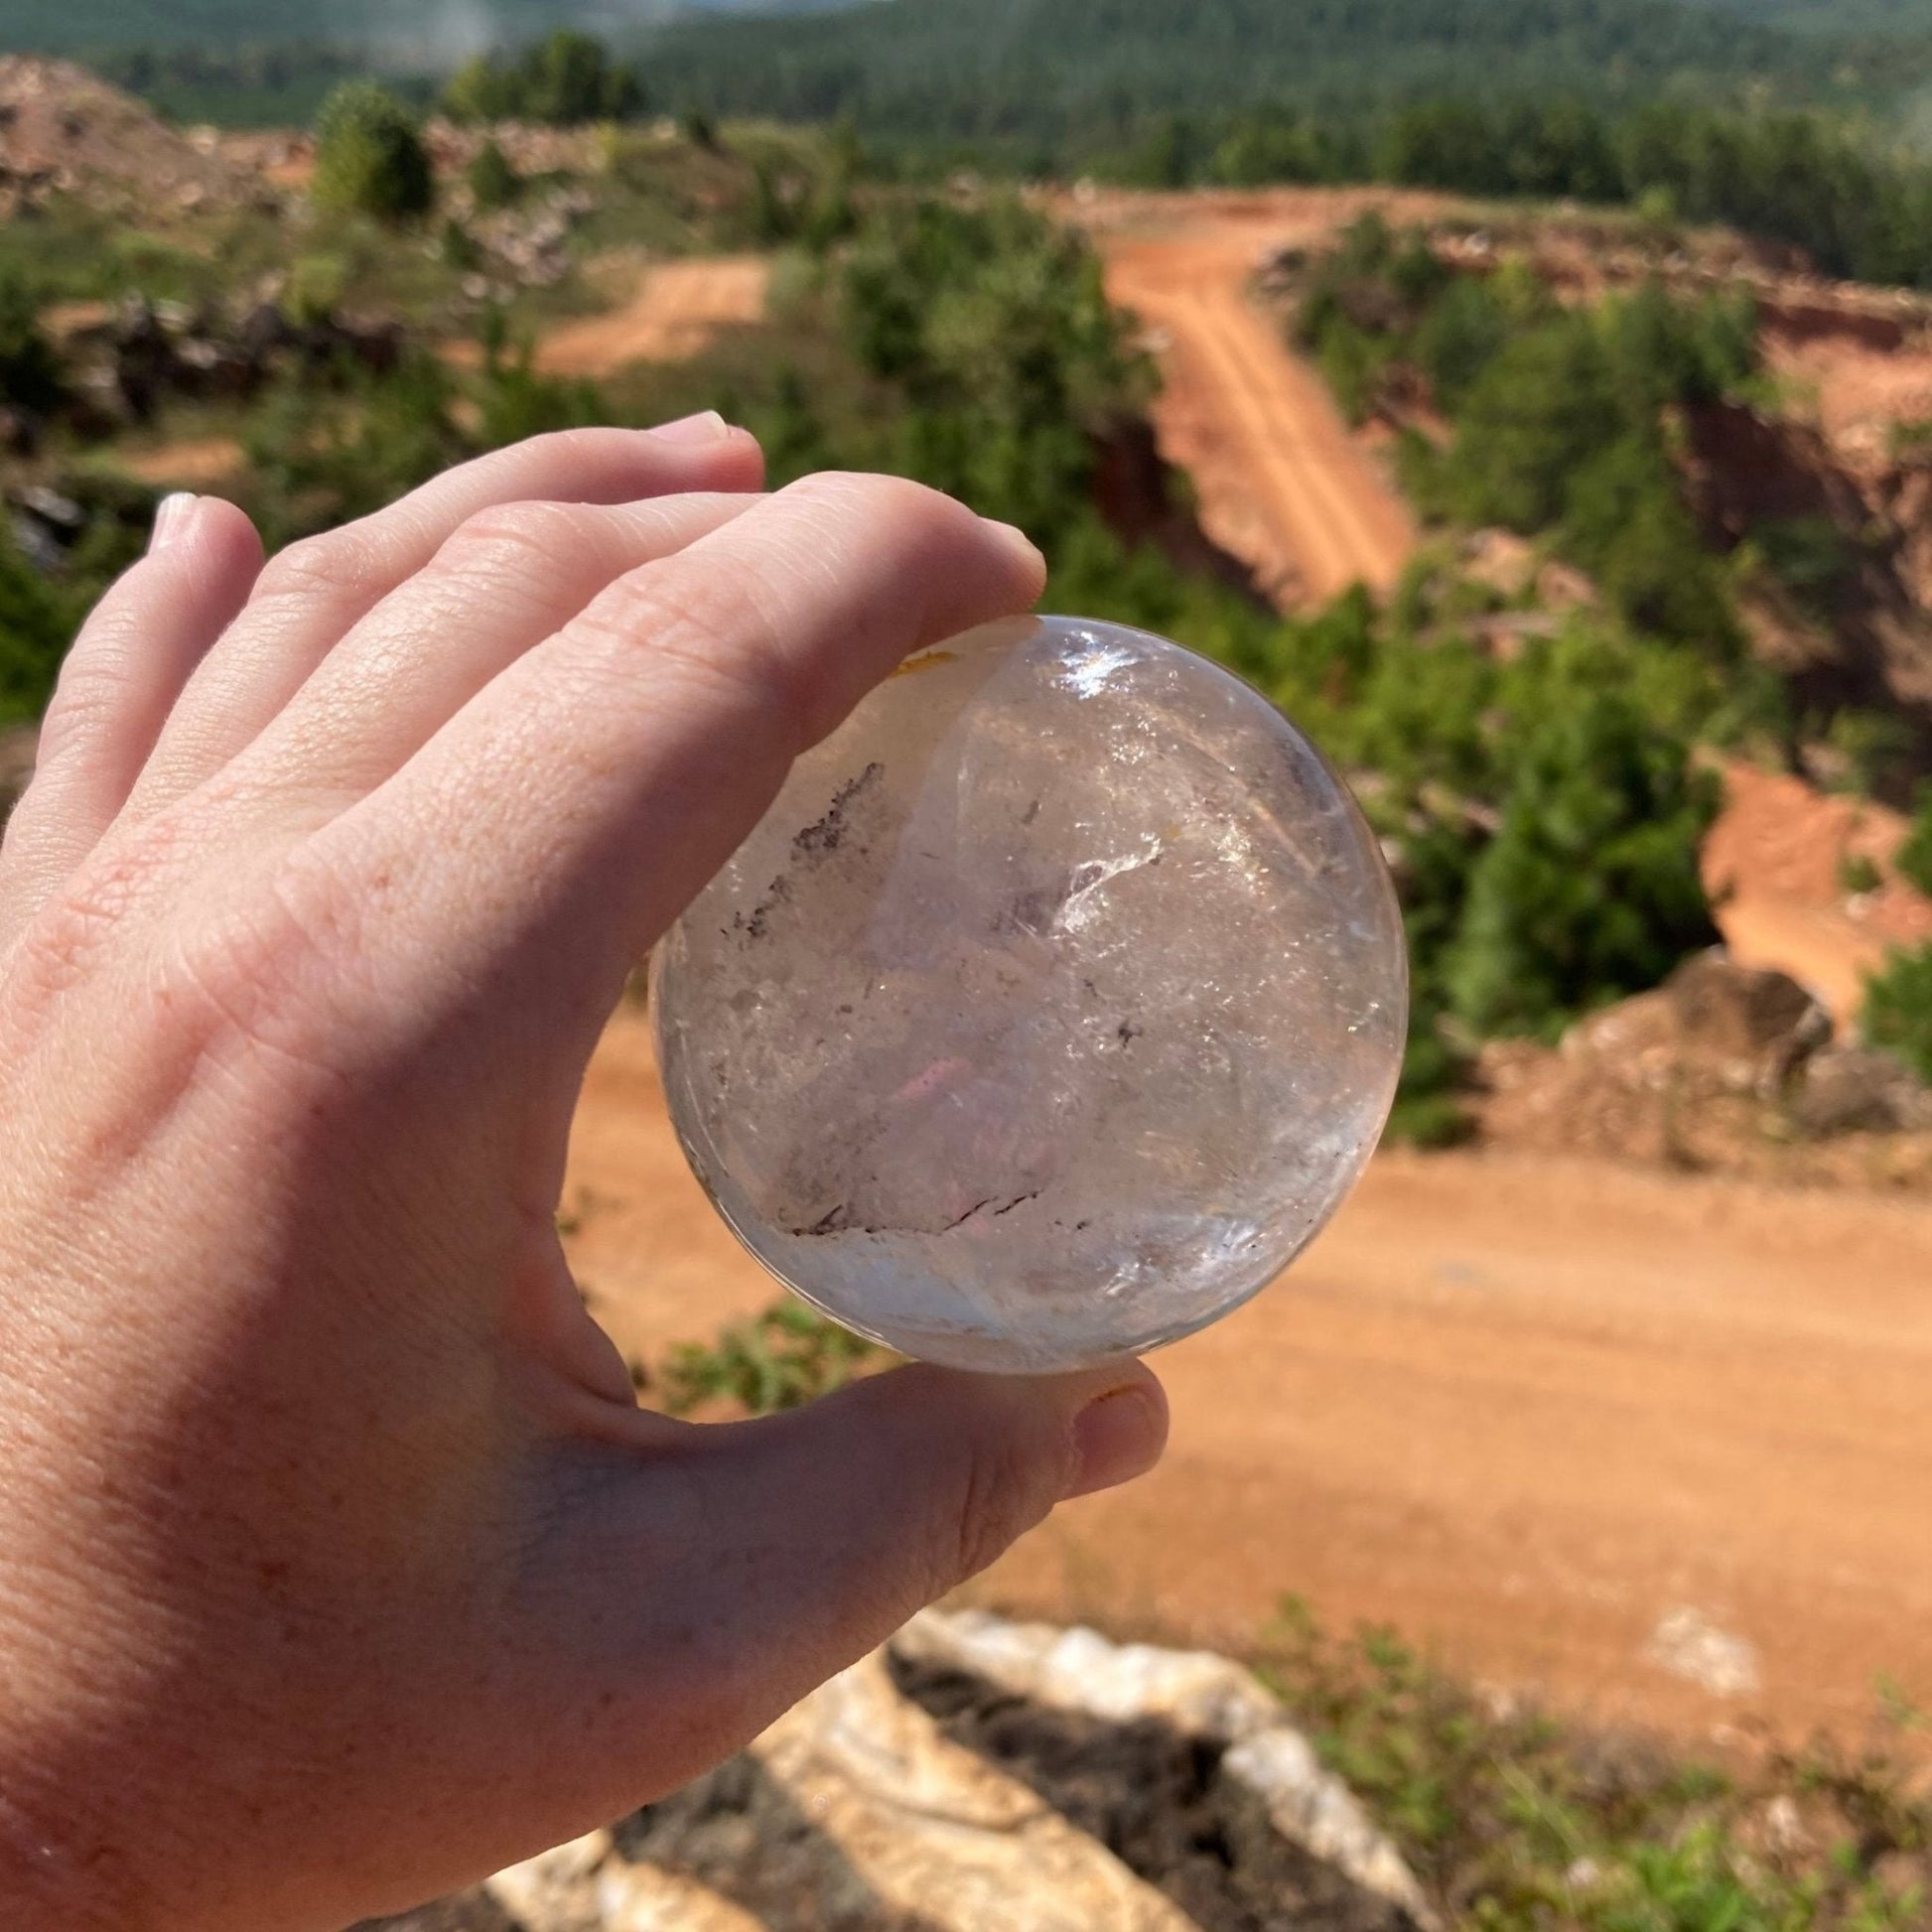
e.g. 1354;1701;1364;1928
651;616;1407;1374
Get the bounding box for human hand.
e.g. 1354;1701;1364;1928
0;421;1168;1931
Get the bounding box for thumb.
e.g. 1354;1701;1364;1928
542;1360;1168;1799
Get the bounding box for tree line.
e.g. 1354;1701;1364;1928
1117;95;1932;291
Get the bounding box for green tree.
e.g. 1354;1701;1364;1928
442;53;517;125
1863;945;1932;1083
524;31;642;126
0;530;73;725
0;267;64;418
1446;690;1722;1038
466;137;522;211
1897;787;1932;897
312;82;434;224
443;33;644;127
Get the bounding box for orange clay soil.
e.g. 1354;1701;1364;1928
1066;188;1436;605
532;254;771;376
568;1010;1932;1748
1707;759;1932;1031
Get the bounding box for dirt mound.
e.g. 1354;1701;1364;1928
0;58;266;219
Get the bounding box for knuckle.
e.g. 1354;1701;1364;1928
252;531;373;609
782;468;955;530
35;657;124;765
8;818;191;1007
162;863;360;1084
444;498;594;568
589;563;802;741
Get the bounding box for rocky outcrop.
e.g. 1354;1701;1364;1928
0;58;268;220
1794;1046;1932;1138
1473;948;1932;1178
360;1617;1433;1932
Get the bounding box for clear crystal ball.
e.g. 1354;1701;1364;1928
652;616;1407;1374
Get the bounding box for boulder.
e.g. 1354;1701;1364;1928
1794;1047;1932;1138
1563;951;1829;1102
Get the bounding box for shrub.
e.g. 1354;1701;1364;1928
1841;852;1884;897
1447;690;1722;1039
443;32;644;127
1896;787;1932;897
466;138;523;212
313;82;434;224
0;529;72;724
656;1302;882;1416
0;267;63;418
1864;945;1932;1084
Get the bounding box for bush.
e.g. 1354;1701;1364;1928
1254;1598;1930;1930
312;82;434;224
466;138;523;212
1895;787;1932;897
443;32;644;127
1446;689;1722;1039
1864;945;1932;1083
0;529;73;724
0;266;64;418
656;1302;882;1416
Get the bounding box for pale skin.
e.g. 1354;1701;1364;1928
0;416;1169;1932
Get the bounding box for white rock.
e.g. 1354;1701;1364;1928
897;1610;1436;1929
754;1649;1197;1932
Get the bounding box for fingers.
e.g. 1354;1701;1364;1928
310;473;1045;1059
127;420;763;820
220;493;761;812
542;1361;1169;1801
0;495;263;945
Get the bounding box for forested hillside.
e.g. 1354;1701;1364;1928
0;0;842;58
1696;0;1932;28
644;0;1911;149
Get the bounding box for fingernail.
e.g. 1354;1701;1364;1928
983;517;1045;576
149;493;199;554
1064;1384;1167;1501
651;410;732;446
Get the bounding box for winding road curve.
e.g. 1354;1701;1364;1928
1079;192;1424;604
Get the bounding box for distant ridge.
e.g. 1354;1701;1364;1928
0;0;852;59
640;0;1899;144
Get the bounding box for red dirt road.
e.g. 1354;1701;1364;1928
1075;191;1426;604
570;1013;1932;1746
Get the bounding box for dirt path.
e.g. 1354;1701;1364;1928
116;436;246;488
1074;191;1427;605
535;254;770;377
1707;760;1932;1029
568;1012;1932;1746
